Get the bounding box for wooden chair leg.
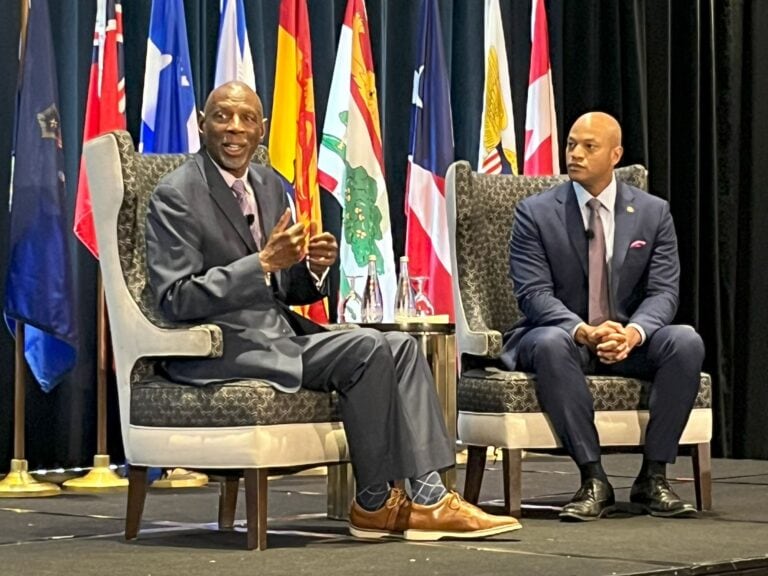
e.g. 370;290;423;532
502;448;523;517
244;469;269;550
463;445;488;505
125;466;149;541
691;442;712;511
218;475;240;530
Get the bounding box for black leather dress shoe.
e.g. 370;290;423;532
559;478;615;522
630;475;697;518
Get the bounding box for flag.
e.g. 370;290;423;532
270;0;328;323
4;0;77;392
404;0;455;320
478;0;518;175
214;0;256;90
317;0;398;322
523;0;560;175
73;0;125;258
139;0;199;154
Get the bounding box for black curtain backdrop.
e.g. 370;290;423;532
1;0;766;471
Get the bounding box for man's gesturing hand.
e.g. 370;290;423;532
307;221;338;277
258;208;306;273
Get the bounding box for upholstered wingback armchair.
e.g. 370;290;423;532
445;160;712;516
84;130;351;550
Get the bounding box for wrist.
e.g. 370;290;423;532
259;253;272;274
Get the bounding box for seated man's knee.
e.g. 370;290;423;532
659;325;705;362
526;327;576;361
353;327;390;357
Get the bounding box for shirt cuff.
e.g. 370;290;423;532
627;322;646;345
306;260;329;290
572;322;587;341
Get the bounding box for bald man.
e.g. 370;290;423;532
501;112;704;521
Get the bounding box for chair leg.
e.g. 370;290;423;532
502;448;523;517
463;445;488;505
326;462;355;520
125;466;149;541
691;442;712;511
244;469;269;550
218;475;240;530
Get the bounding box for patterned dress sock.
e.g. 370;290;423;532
356;483;391;511
410;470;448;506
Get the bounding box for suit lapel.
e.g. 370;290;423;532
247;165;275;241
611;181;637;295
198;153;258;252
556;183;589;277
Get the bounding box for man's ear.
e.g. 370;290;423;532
197;110;205;134
261;117;269;144
611;145;624;167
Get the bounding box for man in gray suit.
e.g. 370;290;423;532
501;112;704;521
145;81;520;541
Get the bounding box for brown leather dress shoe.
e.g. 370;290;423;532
404;491;522;541
349;488;411;539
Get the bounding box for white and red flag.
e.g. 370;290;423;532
73;0;126;258
523;0;560;175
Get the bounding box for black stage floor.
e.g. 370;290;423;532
2;453;768;575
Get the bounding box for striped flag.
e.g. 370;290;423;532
214;0;256;90
478;0;518;175
405;0;455;320
5;0;77;391
139;0;199;154
270;0;328;323
317;0;397;322
73;0;125;258
523;0;560;175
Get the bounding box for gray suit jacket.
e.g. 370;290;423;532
145;151;326;392
501;180;680;368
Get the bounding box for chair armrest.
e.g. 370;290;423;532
131;319;224;361
459;325;504;360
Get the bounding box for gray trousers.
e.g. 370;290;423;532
294;328;454;487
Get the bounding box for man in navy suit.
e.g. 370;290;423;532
501;112;704;521
146;81;521;540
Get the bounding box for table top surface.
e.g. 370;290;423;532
336;322;455;335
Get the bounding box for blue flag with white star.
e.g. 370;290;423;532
139;0;199;153
4;0;78;392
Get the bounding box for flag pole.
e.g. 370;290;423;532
0;0;60;499
63;275;127;490
0;324;61;497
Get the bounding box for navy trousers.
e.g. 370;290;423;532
511;325;704;465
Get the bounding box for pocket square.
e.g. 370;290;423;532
629;240;646;249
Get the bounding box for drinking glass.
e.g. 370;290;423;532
411;276;435;317
339;275;363;323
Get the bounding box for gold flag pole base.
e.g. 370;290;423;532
151;468;209;489
0;459;61;498
62;454;128;492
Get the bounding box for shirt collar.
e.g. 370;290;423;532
573;175;617;214
207;152;249;191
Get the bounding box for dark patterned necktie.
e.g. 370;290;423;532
231;179;262;249
587;198;609;325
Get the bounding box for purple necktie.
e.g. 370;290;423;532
231;179;262;249
587;198;610;325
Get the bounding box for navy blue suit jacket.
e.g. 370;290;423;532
501;180;680;369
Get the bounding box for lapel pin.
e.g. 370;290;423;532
626;206;635;213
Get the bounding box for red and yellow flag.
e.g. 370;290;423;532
270;0;328;323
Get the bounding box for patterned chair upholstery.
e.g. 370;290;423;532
445;160;712;515
84;130;351;550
